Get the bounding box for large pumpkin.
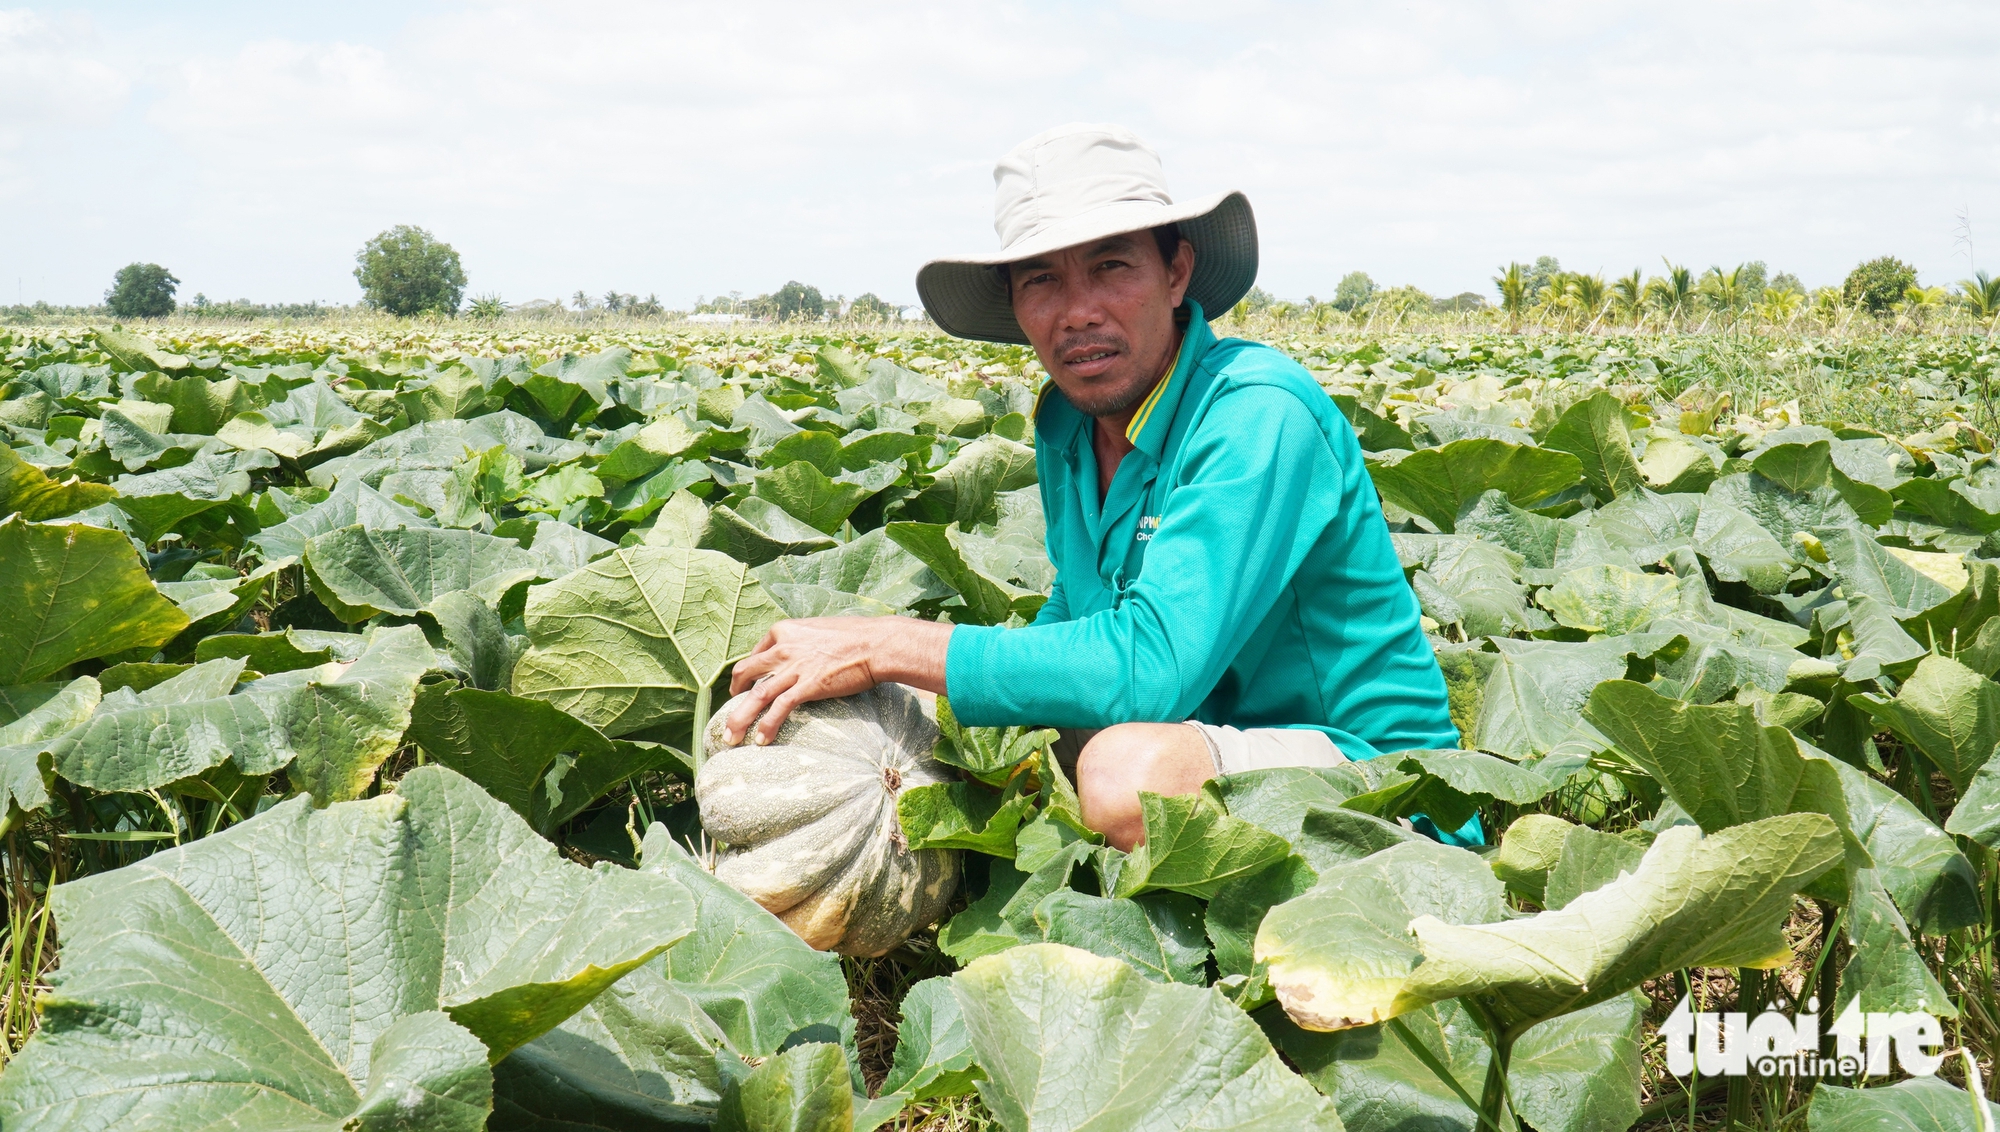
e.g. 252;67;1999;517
696;683;960;956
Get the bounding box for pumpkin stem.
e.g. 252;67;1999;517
690;681;714;775
882;767;903;793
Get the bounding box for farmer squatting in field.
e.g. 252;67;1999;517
718;123;1462;851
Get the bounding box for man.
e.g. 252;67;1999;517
720;123;1458;851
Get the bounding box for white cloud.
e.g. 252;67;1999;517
5;0;1998;306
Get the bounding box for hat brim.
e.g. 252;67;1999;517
915;190;1257;345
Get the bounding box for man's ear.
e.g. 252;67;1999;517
1168;239;1195;307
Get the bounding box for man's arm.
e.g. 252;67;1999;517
718;617;953;746
946;386;1343;726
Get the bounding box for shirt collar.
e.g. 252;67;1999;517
1122;299;1211;459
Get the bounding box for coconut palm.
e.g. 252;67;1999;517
1700;265;1751;326
1897;285;1949;329
1754;288;1803;327
1570;273;1609;326
1494;263;1529;332
1610;270;1645;325
1647;260;1697;326
1959;271;2000;320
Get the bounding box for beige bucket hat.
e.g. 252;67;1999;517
915;123;1258;345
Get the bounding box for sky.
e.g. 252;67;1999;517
2;1;1997;310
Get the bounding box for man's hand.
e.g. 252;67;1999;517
719;617;954;746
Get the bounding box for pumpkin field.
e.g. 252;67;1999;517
2;320;2000;1131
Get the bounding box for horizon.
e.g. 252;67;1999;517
5;1;1996;309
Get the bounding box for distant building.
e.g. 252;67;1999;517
899;306;927;321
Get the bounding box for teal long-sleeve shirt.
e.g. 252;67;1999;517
944;304;1459;761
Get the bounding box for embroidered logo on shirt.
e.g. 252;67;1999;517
1136;514;1161;541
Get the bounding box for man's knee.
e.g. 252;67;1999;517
1073;723;1214;851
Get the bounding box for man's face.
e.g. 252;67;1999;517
1008;233;1195;419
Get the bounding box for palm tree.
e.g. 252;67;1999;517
1610;270;1645;325
1701;265;1748;319
1898;284;1949;329
1648;260;1697;327
1959;271;2000;320
1570;273;1609;326
1754;288;1803;327
1494;263;1530;332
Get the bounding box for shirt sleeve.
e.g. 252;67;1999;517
945;385;1343;727
1028;570;1071;626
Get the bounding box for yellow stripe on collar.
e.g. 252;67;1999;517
1123;360;1175;443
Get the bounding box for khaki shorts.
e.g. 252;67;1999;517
1050;722;1347;778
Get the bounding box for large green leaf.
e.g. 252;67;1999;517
1706;471;1859;547
1207;855;1318;979
1489;813;1574;905
492;976;729;1131
903;436;1038;528
1544;391;1644;501
0;766;694;1131
900;779;1036;856
1850;654;2000;790
489;824;854;1130
303;524;546;621
1582;680;1848;833
1265;814;1841;1035
640;826;852;1057
1589;487;1701;564
952;943;1343;1131
752;526;950;612
1835;864;1953;1016
751;460;874;534
0;517;188;684
1271;993;1645;1132
881;976;980;1102
699;496;838;565
714;1042;851;1132
1638;433;1723;493
1808;1077;2000;1131
96;327;190;373
1471;634;1679;758
112;448;280;540
1108;790;1292;899
246;479;435;561
1538;564;1681;634
1691;498;1796;592
1818;523;1957;617
1455;490;1632;581
0;676;99;817
1032;890;1210;985
0;445;115;521
884;521;1043;624
1543;825;1648;910
511;548;780;738
1205;765;1385;846
1403;534;1546;636
1265;815;1840;1037
930;695;1056;786
1256;839;1506;1031
1829;755;1980;936
49;626;433;804
408;682;687;833
1367;438;1582;532
937;845;1093;964
1392;748;1556;829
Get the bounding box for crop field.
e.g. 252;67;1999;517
0;320;1997;1131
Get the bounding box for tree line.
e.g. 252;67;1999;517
81;227;2000;333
